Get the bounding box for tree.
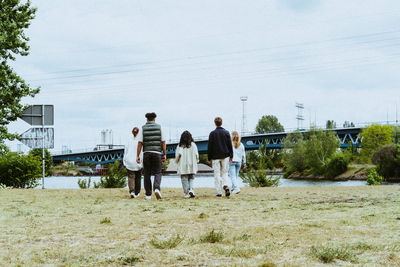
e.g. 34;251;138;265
305;129;339;175
28;148;53;176
392;125;400;144
359;124;393;161
343;121;355;128
326;120;336;129
0;1;39;153
255;115;284;133
283;131;307;176
371;144;400;179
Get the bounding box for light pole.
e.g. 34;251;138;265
240;96;248;136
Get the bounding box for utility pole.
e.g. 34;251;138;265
296;102;304;130
240;96;248;136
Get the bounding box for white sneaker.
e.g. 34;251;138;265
154;189;162;200
184;194;190;199
232;189;241;194
130;192;135;198
145;195;151;200
188;189;195;198
134;193;140;198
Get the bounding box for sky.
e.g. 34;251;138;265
7;0;400;153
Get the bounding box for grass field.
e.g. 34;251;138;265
1;186;400;266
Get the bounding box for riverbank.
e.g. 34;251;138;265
286;165;377;181
1;186;400;266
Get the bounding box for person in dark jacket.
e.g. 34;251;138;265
136;112;166;200
208;117;233;197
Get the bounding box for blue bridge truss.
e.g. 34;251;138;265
52;128;362;164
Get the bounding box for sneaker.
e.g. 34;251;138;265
184;194;190;199
154;189;162;200
189;189;195;198
232;189;240;194
223;185;230;197
130;192;135;198
145;195;151;200
134;193;140;198
216;194;222;197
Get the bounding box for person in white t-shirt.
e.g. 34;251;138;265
123;127;143;198
229;131;246;194
175;131;199;198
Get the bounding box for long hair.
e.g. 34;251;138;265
132;127;139;137
232;131;241;148
179;130;194;148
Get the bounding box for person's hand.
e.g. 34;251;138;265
162;155;166;162
208;160;211;165
136;156;141;164
229;158;233;163
241;164;246;169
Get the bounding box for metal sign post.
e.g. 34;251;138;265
19;105;54;189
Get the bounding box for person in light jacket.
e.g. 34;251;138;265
229;131;246;194
175;131;199;198
123;127;143;198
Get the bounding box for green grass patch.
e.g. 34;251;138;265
199;230;224;243
100;217;111;224
150;234;183;249
310;245;358;263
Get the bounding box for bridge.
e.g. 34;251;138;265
52;127;362;164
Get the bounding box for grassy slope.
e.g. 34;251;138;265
1;187;400;266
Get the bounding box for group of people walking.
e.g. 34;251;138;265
123;112;246;200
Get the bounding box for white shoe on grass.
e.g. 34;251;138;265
145;195;151;200
188;189;195;198
232;189;240;194
184;194;190;199
154;189;162;200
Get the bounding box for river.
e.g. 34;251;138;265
34;174;400;189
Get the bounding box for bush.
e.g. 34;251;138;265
371;144;400;179
77;177;92;189
28;148;53;176
93;160;127;188
324;153;349;178
0;152;42;188
367;168;384;185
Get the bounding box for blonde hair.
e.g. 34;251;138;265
232;131;241;148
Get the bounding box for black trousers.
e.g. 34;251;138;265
143;152;162;196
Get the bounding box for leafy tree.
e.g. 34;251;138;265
326;120;336;129
0;152;41;188
255;115;284;134
325;153;349;179
305;129;339;175
392;125;400;144
283;131;307;176
367;168;384;185
343;121;355;128
0;1;39;153
359;124;393;161
371;144;400;179
28;148;53;176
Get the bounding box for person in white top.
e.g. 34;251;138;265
123;127;143;198
228;131;246;194
175;131;199;198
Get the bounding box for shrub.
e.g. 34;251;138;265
28;148;53;176
367;168;384;185
77;177;92;189
371;144;400;179
324;153;349;178
0;152;42;188
93;161;127;188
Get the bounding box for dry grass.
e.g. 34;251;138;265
1;186;400;266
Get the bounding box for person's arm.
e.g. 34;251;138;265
136;142;142;163
161;141;167;162
227;132;233;161
194;143;199;163
175;146;181;163
123;141;129;166
207;132;213;163
241;144;246;167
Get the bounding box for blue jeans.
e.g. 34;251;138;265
229;161;241;191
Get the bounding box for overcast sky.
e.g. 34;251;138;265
7;0;400;152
